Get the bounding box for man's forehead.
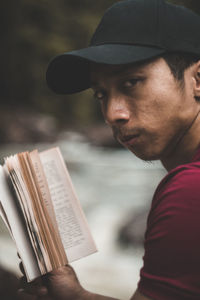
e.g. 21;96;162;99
90;63;138;87
90;58;161;85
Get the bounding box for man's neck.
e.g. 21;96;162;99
161;112;200;172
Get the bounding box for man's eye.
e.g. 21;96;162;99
123;79;140;88
93;90;106;101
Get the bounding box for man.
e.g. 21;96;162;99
19;0;200;299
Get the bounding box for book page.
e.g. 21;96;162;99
5;154;50;276
29;150;67;266
0;201;12;235
29;150;60;235
17;152;67;271
39;147;97;262
0;166;40;281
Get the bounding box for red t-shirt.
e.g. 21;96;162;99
138;148;200;300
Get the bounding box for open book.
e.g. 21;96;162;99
0;147;97;282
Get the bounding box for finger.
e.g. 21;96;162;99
19;285;48;297
19;272;42;289
17;288;36;299
19;276;48;297
18;289;50;300
19;276;27;289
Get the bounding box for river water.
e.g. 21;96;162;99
0;131;166;299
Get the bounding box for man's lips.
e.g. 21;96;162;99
118;134;140;146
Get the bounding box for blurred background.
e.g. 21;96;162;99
0;0;199;299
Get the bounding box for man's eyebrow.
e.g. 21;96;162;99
90;64;142;87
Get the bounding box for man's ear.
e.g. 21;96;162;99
193;61;200;100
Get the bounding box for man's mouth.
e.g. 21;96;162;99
118;134;140;146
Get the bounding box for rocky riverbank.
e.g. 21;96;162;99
0;108;120;148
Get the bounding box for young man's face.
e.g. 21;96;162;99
91;58;199;162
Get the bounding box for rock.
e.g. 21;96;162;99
0;108;58;143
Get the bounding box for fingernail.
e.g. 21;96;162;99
38;287;48;296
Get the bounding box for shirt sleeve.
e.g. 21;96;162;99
138;165;200;300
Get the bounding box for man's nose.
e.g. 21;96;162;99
105;94;130;126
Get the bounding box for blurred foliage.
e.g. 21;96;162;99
0;0;120;128
1;0;200;130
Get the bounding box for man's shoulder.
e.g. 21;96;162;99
141;161;200;300
156;160;200;198
146;161;200;250
150;160;200;215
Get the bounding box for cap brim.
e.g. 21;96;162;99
46;44;165;94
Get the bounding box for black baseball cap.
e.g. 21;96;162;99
46;0;200;95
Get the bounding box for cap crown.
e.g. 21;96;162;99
46;0;200;95
91;0;200;55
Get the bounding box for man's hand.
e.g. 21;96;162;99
18;264;119;300
45;264;88;299
18;264;89;300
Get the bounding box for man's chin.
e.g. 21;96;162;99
127;147;160;162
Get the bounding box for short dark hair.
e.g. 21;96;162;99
163;52;200;83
